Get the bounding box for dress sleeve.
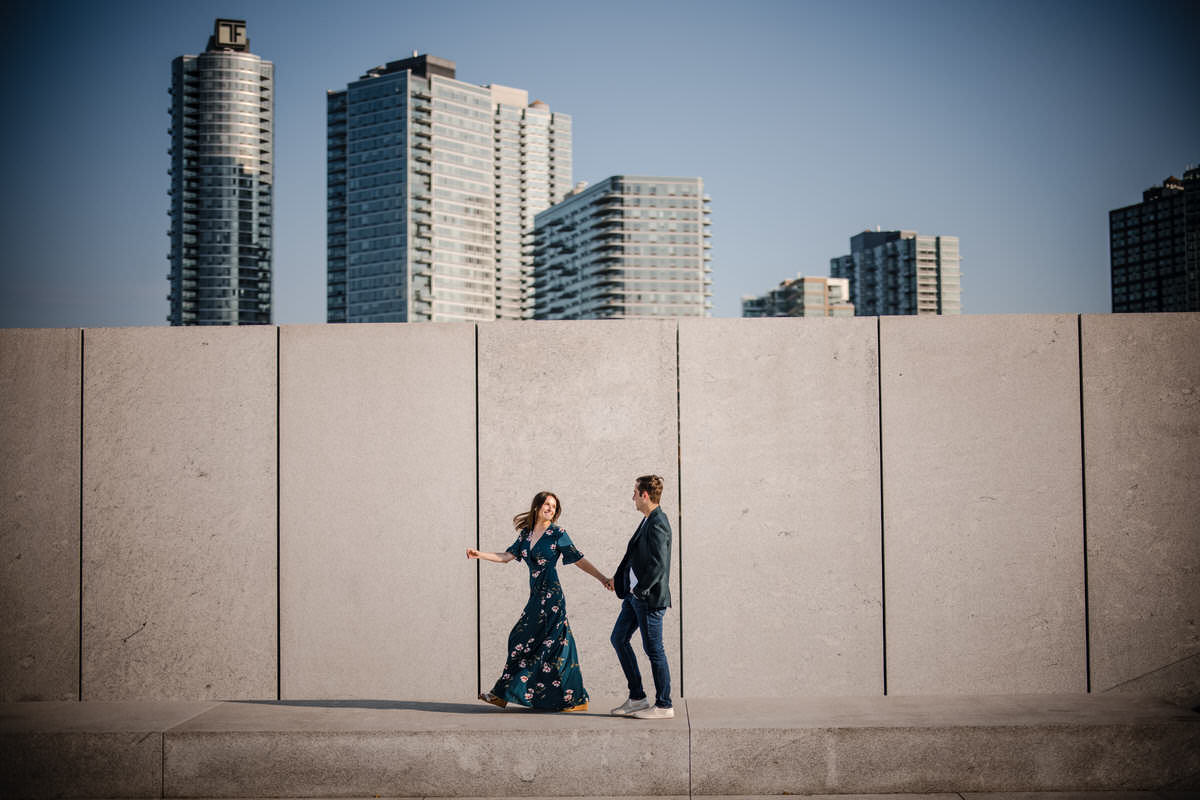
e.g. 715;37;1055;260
505;532;528;563
554;528;584;565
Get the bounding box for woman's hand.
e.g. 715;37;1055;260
600;575;614;591
466;548;481;559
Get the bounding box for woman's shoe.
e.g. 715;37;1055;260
479;691;507;708
562;701;588;712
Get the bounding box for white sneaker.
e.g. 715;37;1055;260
610;697;652;716
630;705;674;719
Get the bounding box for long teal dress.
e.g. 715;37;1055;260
489;524;590;710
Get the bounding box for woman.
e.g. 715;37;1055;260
467;491;612;711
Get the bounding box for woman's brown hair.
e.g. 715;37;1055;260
512;491;562;532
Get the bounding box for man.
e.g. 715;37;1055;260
609;474;673;719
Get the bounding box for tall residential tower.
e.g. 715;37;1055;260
830;230;961;316
168;19;274;325
327;54;571;322
1109;167;1200;312
532;176;712;319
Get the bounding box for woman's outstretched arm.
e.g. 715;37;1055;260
573;556;614;590
466;548;515;563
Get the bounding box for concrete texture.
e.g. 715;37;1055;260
6;314;1200;705
880;315;1087;694
688;695;1200;794
0;329;81;702
3;697;1196;798
476;320;680;701
81;327;277;700
0;700;217;798
163;696;689;797
964;794;1167;800
678;317;884;696
279;324;477;699
1082;314;1200;709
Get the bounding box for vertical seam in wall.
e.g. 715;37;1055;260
675;322;683;698
78;328;85;701
877;317;887;696
475;324;482;697
276;326;282;700
1078;314;1091;693
685;698;692;798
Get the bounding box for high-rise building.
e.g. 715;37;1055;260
168;19;274;325
327;54;571;323
532;176;712;319
830;230;961;316
741;275;854;318
1109;167;1200;313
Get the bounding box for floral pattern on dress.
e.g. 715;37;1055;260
489;524;589;710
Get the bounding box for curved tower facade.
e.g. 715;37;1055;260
168;19;274;325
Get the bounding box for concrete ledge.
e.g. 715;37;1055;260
164;697;688;798
2;696;1197;797
689;696;1200;794
0;701;218;798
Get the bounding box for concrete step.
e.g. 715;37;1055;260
1;695;1197;797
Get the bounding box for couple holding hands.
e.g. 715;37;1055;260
465;475;673;718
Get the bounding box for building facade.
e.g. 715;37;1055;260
327;54;571;323
532;176;712;319
168;19;274;325
1110;167;1200;313
830;230;961;316
741;275;854;318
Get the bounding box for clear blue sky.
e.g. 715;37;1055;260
1;0;1196;327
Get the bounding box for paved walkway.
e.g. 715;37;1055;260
2;694;1198;797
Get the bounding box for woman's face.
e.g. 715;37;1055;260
538;495;558;522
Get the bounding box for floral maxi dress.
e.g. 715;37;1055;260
489;524;590;710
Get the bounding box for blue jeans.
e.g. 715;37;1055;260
610;596;671;709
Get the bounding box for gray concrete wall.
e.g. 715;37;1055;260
0;329;81;701
880;315;1087;694
279;324;477;699
81;327;277;700
1082;314;1200;708
477;320;680;701
679;317;884;696
1;314;1196;703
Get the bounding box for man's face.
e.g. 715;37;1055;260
633;486;649;515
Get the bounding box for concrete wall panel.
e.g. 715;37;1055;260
679;317;884;696
280;324;476;699
477;320;679;701
0;329;81;701
1083;313;1200;707
82;327;276;700
881;315;1086;694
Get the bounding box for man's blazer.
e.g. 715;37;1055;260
614;505;672;609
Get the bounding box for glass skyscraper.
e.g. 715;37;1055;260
327;54;571;322
168;19;274;325
1110;167;1200;313
532;176;712;319
830;230;961;316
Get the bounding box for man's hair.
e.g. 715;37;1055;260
635;474;664;504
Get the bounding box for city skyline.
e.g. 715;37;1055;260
0;0;1197;328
